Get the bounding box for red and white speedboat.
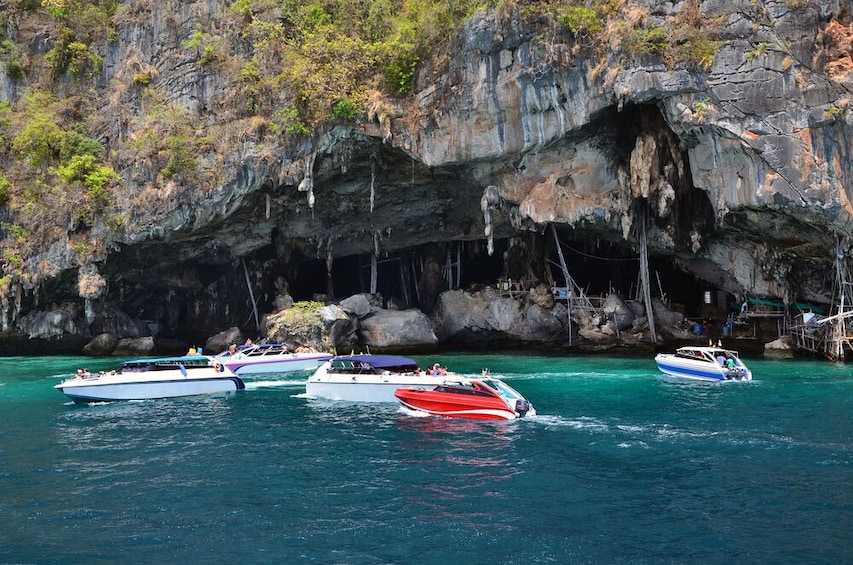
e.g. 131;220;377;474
394;375;535;421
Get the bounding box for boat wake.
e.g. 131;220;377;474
658;375;759;386
525;413;817;452
397;405;431;418
527;414;610;431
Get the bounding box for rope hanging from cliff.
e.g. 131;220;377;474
561;243;639;262
638;210;657;343
242;258;260;332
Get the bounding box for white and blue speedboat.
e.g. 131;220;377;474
654;346;752;382
215;343;332;375
54;356;245;403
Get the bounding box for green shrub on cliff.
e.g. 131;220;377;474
268;300;327;342
626;26;669;55
11;92;65;169
56;154;119;210
227;0;483;128
558;5;604;36
0;175;10;206
280;301;325;329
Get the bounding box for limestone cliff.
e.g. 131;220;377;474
0;1;851;351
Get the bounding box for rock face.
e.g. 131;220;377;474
764;336;796;359
0;2;852;353
434;288;567;344
359;309;438;352
264;303;357;354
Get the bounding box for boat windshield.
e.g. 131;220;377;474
484;379;522;400
328;355;420;374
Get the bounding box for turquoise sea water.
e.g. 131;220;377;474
1;352;851;564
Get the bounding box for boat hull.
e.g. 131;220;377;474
55;367;245;402
654;353;752;381
306;377;445;403
56;377;245;402
223;353;332;375
395;389;520;420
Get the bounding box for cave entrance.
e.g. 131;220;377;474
288;239;509;307
287;234;724;320
545;232;727;319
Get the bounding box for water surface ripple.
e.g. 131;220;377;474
1;353;850;563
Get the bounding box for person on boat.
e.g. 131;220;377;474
245;338;253;345
228;343;238;355
716;354;726;367
726;358;735;370
75;369;84;379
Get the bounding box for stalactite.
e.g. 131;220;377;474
369;153;379;214
0;290;8;332
298;152;316;215
84;298;95;325
481;185;502;256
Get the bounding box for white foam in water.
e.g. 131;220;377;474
529;414;612;432
398;405;430;417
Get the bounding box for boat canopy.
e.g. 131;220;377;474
331;354;418;369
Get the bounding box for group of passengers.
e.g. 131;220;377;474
74;368;112;379
715;353;736;369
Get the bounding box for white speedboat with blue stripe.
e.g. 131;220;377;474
654;346;752;381
54;356;245;403
216;343;332;375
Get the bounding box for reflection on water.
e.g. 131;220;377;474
391;412;526;530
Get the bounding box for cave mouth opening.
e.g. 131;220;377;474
284;235;720;318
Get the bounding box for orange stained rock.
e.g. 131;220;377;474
824;20;853;81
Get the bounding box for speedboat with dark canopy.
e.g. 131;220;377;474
305;354;454;402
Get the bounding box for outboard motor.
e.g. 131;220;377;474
515;399;531;417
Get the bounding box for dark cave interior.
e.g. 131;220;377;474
286;234;708;317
